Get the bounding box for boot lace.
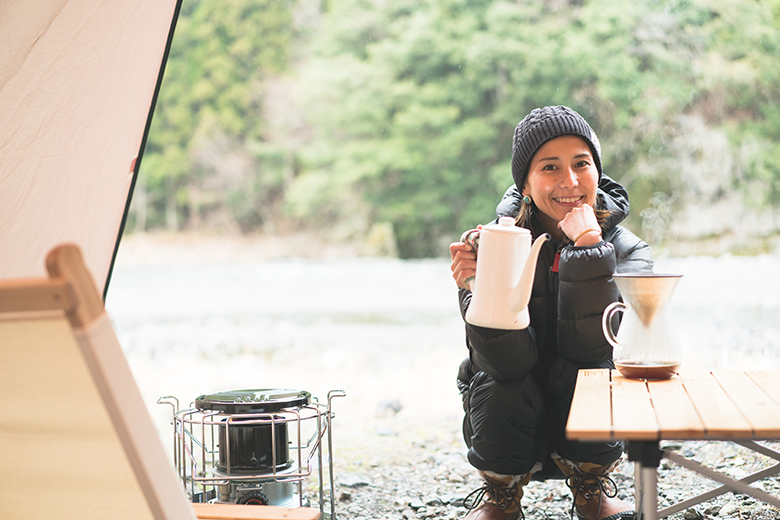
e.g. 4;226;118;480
565;472;618;520
463;479;524;519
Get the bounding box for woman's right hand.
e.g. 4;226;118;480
450;241;477;290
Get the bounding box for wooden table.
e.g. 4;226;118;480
192;503;320;519
566;369;780;520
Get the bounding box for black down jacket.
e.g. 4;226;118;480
456;175;654;478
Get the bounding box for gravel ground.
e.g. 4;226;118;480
111;235;780;520
321;416;780;520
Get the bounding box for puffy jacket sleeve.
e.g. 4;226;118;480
557;227;653;363
458;288;538;381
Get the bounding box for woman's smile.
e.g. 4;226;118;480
553;195;585;205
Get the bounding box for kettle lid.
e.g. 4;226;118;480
485;216;530;235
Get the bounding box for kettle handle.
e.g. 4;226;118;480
602;301;626;349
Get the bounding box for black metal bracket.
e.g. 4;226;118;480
627;440;662;468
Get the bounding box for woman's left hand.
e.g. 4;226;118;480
558;204;602;246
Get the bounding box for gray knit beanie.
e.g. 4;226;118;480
511;106;603;191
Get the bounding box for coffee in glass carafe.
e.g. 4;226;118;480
602;273;684;380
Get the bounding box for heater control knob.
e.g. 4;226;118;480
237;490;268;506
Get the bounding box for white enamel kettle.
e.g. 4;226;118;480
464;217;549;330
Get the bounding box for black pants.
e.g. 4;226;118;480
458;355;623;479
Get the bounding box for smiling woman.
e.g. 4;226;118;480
449;106;654;520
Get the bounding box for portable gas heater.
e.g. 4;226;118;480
158;388;344;518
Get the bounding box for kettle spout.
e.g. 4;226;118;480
509;233;550;312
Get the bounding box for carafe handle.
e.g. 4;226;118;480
602;301;626;349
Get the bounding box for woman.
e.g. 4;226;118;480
450;106;653;520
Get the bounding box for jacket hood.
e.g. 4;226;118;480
495;174;630;232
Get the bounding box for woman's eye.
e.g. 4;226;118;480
541;164;557;171
575;160;590;168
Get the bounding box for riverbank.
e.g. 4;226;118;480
110;233;780;520
116;229;780;267
116;231;365;265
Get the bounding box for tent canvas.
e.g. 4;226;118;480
0;0;181;298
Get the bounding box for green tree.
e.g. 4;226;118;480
295;0;704;256
133;0;780;256
135;0;294;232
693;0;780;204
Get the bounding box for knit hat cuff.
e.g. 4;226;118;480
510;106;602;191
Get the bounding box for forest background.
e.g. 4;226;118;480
128;0;780;259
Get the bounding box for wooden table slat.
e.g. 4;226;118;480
677;370;753;438
646;376;704;438
747;371;780;410
611;373;659;440
566;369;613;440
713;371;780;437
567;369;780;443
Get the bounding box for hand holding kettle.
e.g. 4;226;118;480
451;217;549;330
449;226;481;290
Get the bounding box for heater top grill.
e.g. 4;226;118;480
194;388;312;413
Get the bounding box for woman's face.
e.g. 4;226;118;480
523;135;599;234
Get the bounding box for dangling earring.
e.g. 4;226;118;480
516;194;533;227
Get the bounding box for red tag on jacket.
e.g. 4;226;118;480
551;251;560;273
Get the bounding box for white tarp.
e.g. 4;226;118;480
0;0;179;296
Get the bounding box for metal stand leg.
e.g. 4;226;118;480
629;440;780;519
662;450;780;510
639;466;658;520
634;457;643;517
628;441;663;520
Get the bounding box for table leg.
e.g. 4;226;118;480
662;450;780;510
628;441;663;520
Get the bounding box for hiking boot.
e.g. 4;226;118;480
553;455;636;520
462;471;532;520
